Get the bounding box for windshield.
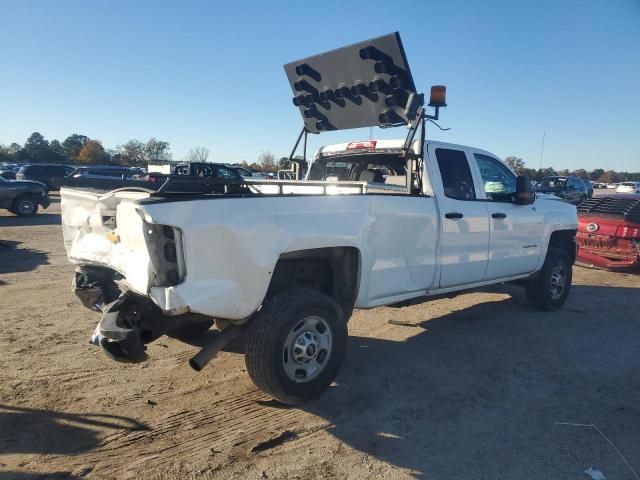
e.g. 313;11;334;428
307;153;407;186
538;177;566;189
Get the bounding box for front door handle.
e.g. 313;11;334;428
491;212;507;219
445;212;464;220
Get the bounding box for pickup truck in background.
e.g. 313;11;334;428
59;33;578;404
0;176;51;216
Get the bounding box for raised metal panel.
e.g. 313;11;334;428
284;32;420;133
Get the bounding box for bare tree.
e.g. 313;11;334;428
504;156;526;175
145;138;171;163
258;151;276;172
186;146;210;163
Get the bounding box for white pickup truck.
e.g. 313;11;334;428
60;33;578;404
61;136;577;404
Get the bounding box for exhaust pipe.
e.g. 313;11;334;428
189;327;243;372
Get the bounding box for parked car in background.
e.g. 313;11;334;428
592;182;607;189
616;182;640;194
64;166;150;190
16;164;75;190
582;179;594;198
68;165;144;180
173;162;243;180
0;164;18;180
0;176;51;216
606;183;618;189
535;176;589;204
577;194;640;271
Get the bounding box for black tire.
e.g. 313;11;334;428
245;288;347;405
12;195;38;216
525;247;572;311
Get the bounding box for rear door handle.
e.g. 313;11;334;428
491;212;507;219
445;212;464;219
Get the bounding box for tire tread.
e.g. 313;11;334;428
245;288;346;405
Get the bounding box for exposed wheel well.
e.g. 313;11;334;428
267;247;360;318
12;193;36;206
548;229;577;264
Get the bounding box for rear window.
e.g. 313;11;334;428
621;182;636;187
308;153;407;185
216;166;239;179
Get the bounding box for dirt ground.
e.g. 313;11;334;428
1;195;639;480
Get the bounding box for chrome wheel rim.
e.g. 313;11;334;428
282;316;332;383
549;264;566;300
18;200;34;215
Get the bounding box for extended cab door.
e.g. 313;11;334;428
470;151;544;279
427;144;490;288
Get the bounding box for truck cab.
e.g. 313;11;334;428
305;138;557;289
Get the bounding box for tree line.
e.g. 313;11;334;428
0;132;172;167
2;132;637;180
237;152;293;173
0;132;289;172
503;156;639;183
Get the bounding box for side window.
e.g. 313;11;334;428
216;166;236;179
474;154;517;202
435;148;476;200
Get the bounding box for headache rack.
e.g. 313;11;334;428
578;196;640;223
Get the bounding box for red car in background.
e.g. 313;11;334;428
576;194;640;271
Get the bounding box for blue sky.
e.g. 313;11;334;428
1;0;638;171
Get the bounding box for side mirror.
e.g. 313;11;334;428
515;175;535;205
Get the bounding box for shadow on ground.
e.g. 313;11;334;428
0;404;149;456
0;240;49;278
0;471;81;480
294;284;640;478
0;213;61;227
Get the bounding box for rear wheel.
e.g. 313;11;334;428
245;288;347;405
12;195;38;216
525;247;572;311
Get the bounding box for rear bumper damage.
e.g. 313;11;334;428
576;233;640;271
91;294;149;363
73;267;241;367
577;248;640;271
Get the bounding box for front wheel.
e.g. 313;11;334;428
13;195;38;216
525;247;572;311
245;288;347;405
